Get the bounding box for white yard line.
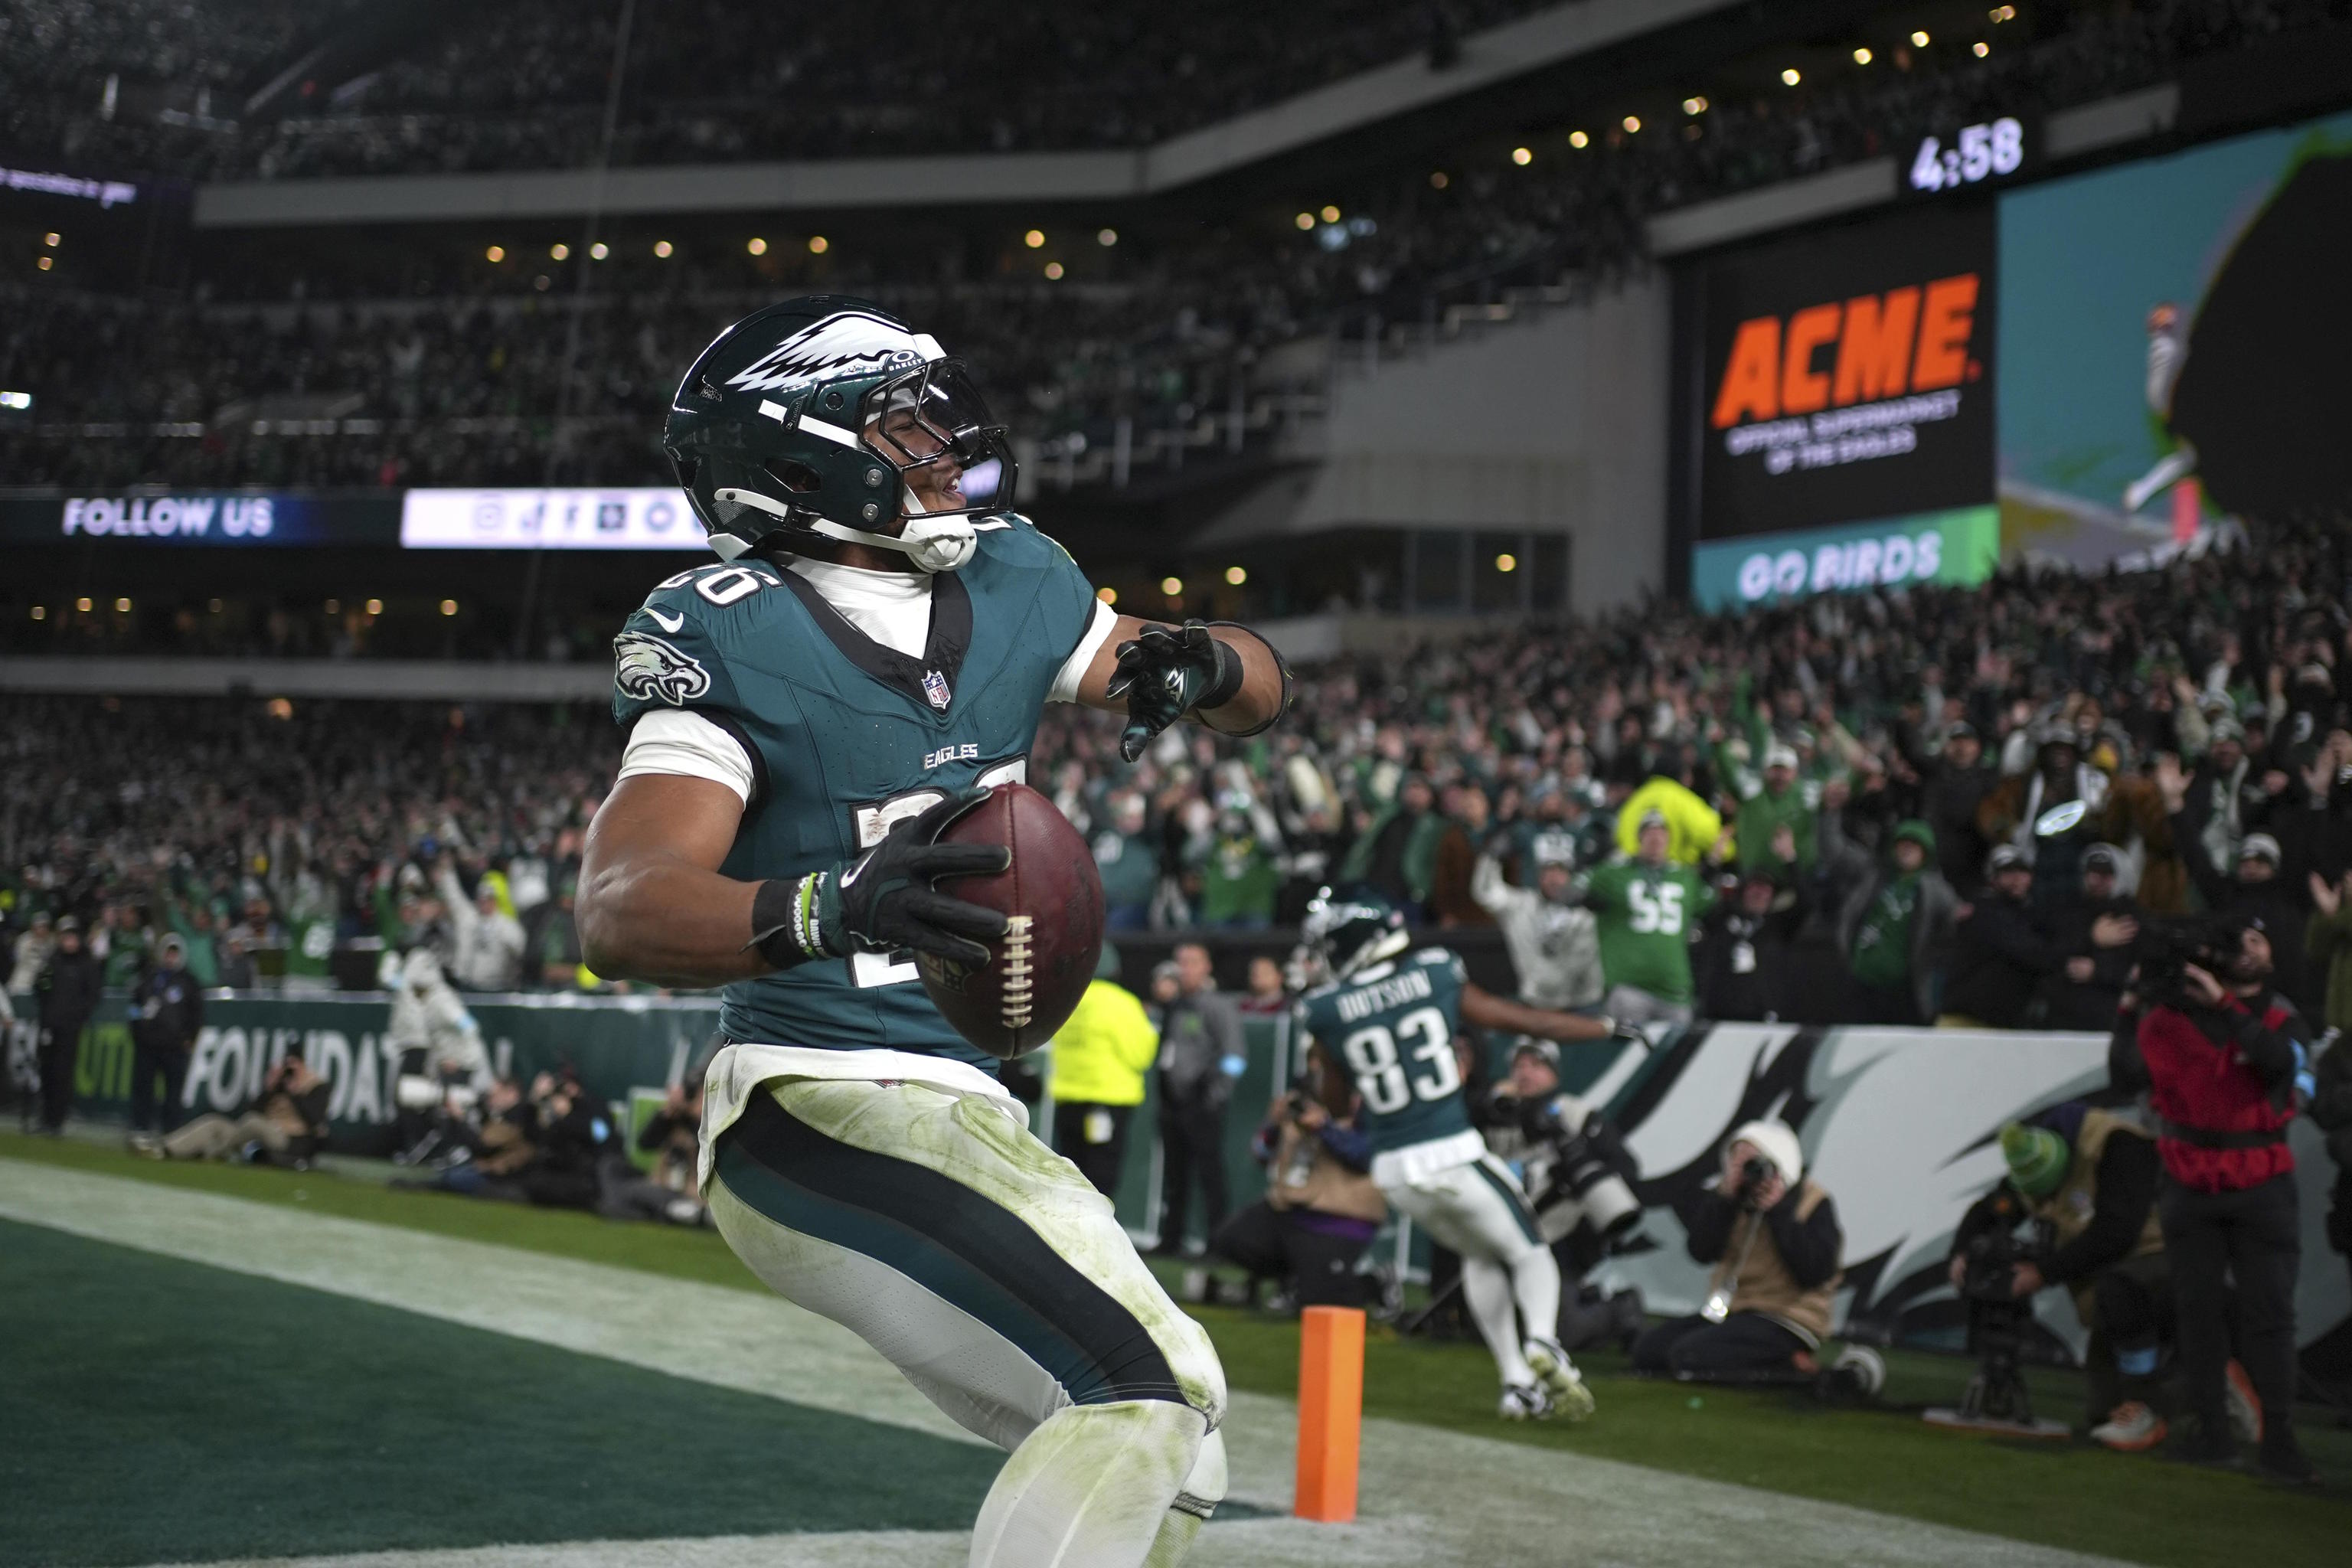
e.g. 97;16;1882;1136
2;1158;2137;1568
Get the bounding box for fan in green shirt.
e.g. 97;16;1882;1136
1581;810;1716;1016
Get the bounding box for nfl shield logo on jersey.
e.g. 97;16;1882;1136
922;668;952;710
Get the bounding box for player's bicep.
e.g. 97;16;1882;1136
583;773;745;877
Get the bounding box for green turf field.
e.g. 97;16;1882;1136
2;1129;2345;1567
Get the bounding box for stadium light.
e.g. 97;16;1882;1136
37;257;51;271
43;232;60;247
1684;96;1708;115
1782;67;1801;86
533;275;550;291
590;241;609;260
439;599;458;616
1622;116;1641;132
1024;228;1046;248
1096;586;1118;605
364;598;383;616
1044;261;1065;279
1854;46;1873;64
747;237;767;255
76;596;93;612
1429;172;1449;189
1511;146;1532;165
30;606;44;620
1097;228;1117;246
550;242;570;260
114;597;132;612
324;599;338;614
486;245;506;262
1991;5;2016;21
808;235;828;254
1225;566;1247;586
0;390;30;410
1320;205;1341;223
1161;576;1183;596
1494;554;1517;573
1913;30;1930;46
1973;40;1990;56
653;240;673;257
1294;212;1315;230
207;599;222;612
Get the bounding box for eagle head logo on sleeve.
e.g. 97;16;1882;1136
613;631;713;706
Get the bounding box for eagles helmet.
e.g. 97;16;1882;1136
1300;887;1411;985
665;296;1016;573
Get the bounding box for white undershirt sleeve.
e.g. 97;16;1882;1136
1049;599;1119;705
618;709;756;805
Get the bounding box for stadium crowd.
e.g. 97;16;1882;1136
8;522;2351;1040
12;1;2351;491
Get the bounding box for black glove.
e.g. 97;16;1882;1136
753;788;1010;969
1106;620;1244;763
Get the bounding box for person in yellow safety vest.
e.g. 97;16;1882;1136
1050;942;1161;1197
1613;774;1728;867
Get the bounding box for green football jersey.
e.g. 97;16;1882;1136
1296;947;1472;1153
610;515;1101;1072
1583;858;1714;1004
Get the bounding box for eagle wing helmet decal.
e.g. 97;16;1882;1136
724;310;946;396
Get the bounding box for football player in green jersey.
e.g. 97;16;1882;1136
1295;889;1627;1421
576;299;1289;1568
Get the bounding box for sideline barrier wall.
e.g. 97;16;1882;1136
10;995;2344;1354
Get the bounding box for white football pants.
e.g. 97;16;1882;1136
705;1075;1227;1567
1383;1152;1561;1389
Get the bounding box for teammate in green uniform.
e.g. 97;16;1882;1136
1295;888;1624;1420
1583;808;1718;1024
577;299;1291;1568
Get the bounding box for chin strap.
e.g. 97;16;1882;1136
715;486;975;573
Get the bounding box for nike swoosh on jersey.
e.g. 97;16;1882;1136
646;607;685;632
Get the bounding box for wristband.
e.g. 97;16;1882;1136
1195;635;1246;713
750;872;835;968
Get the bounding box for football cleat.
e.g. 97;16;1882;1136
1498;1383;1553;1421
2091;1401;2167;1452
1524;1338;1598;1423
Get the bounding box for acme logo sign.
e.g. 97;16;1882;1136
1711;275;1981;429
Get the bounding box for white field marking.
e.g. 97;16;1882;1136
0;1160;2136;1568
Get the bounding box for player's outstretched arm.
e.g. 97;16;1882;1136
1462;982;1620;1045
578;776;771;988
1076;615;1290;762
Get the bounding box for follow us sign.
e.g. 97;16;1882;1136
1689;505;1998;612
399;488;701;550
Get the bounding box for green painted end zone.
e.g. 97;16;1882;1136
0;1218;1000;1568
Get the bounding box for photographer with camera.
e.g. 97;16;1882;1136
1632;1119;1844;1380
1481;1040;1646;1351
1945;1108;2171;1450
2122;912;2317;1480
1207;1064;1383;1311
155;1053;330;1167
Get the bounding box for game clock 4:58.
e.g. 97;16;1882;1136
1906;116;2031;196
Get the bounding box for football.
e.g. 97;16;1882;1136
917;782;1106;1059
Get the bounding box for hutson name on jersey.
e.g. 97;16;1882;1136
1333;964;1436;1024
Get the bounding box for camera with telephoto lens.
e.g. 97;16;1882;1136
1736;1154;1775;1208
1521;1093;1642;1248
